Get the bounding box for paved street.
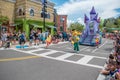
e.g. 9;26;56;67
0;38;113;80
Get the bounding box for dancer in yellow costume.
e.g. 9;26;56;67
45;33;52;48
71;29;80;53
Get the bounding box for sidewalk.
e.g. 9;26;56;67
96;49;114;80
9;41;69;49
96;65;106;80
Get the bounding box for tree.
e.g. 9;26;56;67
103;16;120;28
102;16;120;32
116;18;120;28
99;20;104;31
69;22;84;32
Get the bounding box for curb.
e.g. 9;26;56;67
97;73;106;80
96;49;114;80
96;57;108;80
10;41;69;49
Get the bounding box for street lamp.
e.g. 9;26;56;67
42;0;47;32
0;23;1;39
62;18;65;32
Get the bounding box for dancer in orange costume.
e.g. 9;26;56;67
45;33;52;48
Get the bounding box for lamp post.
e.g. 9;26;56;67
42;0;47;32
0;7;2;39
0;23;1;39
62;18;65;32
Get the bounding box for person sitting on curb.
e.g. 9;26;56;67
101;54;115;75
0;39;2;48
101;61;120;80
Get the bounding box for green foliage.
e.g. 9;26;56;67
0;16;9;24
99;20;104;31
103;16;120;32
14;18;54;38
68;22;84;32
15;19;54;26
103;17;120;28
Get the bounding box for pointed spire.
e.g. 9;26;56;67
97;17;101;23
85;14;89;20
84;14;89;23
93;13;98;20
90;6;96;14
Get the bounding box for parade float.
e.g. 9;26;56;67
79;7;102;46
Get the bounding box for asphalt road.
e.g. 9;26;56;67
0;38;113;80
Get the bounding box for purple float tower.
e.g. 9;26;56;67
79;7;101;45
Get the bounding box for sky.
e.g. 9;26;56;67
49;0;120;27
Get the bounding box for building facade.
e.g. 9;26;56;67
57;15;67;33
15;0;54;22
0;0;55;38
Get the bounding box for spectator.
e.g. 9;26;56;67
34;30;39;45
38;30;42;44
13;32;17;45
29;32;34;46
42;32;46;44
0;39;2;47
19;32;26;48
105;61;120;80
101;54;115;75
1;31;7;46
62;31;67;41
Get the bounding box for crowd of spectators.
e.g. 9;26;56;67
0;29;72;48
101;33;120;80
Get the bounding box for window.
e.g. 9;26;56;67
30;9;34;16
47;13;50;19
41;11;44;17
23;11;25;15
89;21;94;29
41;11;50;19
18;9;22;16
60;26;63;31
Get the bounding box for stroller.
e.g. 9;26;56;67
0;40;2;48
3;40;10;48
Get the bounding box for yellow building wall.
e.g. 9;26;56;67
0;0;54;23
26;1;54;22
15;0;54;23
0;0;15;24
15;0;26;19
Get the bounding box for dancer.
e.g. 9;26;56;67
95;34;99;48
45;33;52;48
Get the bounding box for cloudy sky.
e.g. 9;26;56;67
49;0;120;26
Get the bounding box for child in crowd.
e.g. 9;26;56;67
116;49;120;63
101;54;115;75
103;61;120;80
29;32;34;46
0;39;2;47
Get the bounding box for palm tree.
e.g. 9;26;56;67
0;16;9;38
15;18;30;39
